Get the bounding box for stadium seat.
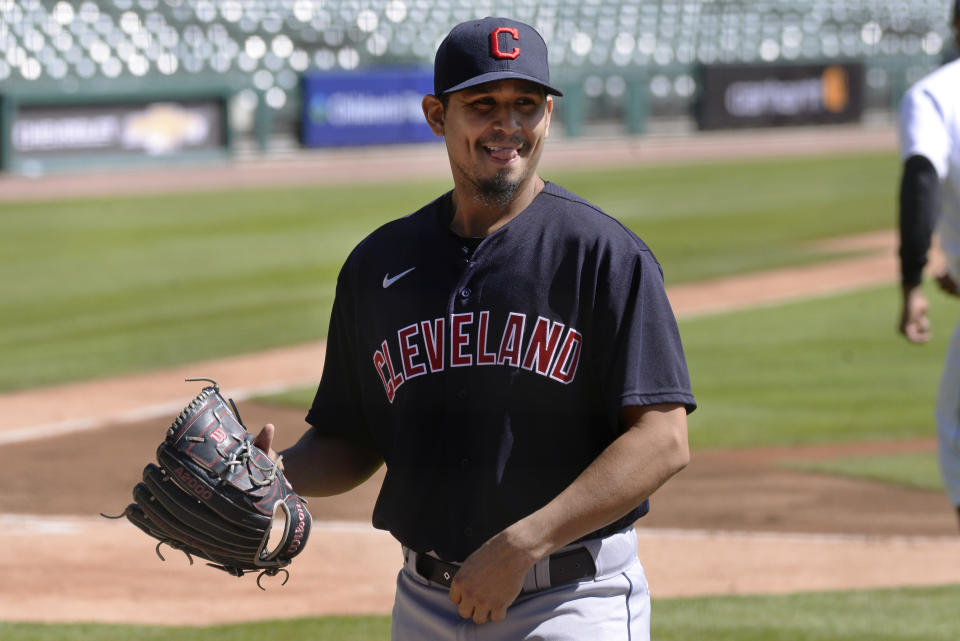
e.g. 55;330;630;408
0;0;952;136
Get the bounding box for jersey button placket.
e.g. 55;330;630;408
452;260;477;310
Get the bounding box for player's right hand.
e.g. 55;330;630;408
899;286;931;343
448;529;535;625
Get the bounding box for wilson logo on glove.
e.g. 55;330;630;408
101;377;312;589
210;426;227;444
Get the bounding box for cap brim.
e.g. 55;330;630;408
441;71;563;97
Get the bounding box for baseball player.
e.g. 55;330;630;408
897;0;960;529
256;17;696;639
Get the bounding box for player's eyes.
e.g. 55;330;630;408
465;96;540;113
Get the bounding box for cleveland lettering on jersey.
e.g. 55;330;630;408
372;311;583;403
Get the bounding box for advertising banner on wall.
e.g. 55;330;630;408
696;62;864;130
10;99;227;159
301;68;435;148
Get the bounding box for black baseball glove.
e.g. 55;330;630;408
104;378;311;588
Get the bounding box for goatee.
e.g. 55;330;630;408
474;169;521;207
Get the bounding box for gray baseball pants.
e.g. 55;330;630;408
391;527;650;640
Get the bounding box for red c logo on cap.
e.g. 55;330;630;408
490;27;520;59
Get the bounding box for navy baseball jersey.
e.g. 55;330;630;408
307;182;696;562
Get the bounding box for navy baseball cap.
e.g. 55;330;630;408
433;17;563;97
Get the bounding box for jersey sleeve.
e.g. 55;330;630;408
898;155;940;287
899;84;951;178
305;261;378;452
595;242;696;421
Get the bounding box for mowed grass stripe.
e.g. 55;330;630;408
782;451;943;491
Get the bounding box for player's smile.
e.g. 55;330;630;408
482;144;521;165
479;135;527;166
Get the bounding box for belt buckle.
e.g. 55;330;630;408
548;547;596;586
415;553;459;588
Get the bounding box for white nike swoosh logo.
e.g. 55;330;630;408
382;267;416;288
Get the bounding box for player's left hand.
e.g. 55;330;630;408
448;532;534;625
900;285;932;343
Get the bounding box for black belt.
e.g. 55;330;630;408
414;546;596;590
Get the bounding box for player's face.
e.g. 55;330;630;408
437;79;553;206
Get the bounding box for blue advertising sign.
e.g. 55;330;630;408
301;68;435;147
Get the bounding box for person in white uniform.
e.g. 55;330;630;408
897;0;960;528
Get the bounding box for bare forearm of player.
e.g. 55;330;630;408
509;404;689;562
280;428;383;497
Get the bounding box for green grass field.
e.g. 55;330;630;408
0;150;898;392
650;584;960;641
3;584;958;641
558;150;899;283
782;451;943;491
680;283;952;449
